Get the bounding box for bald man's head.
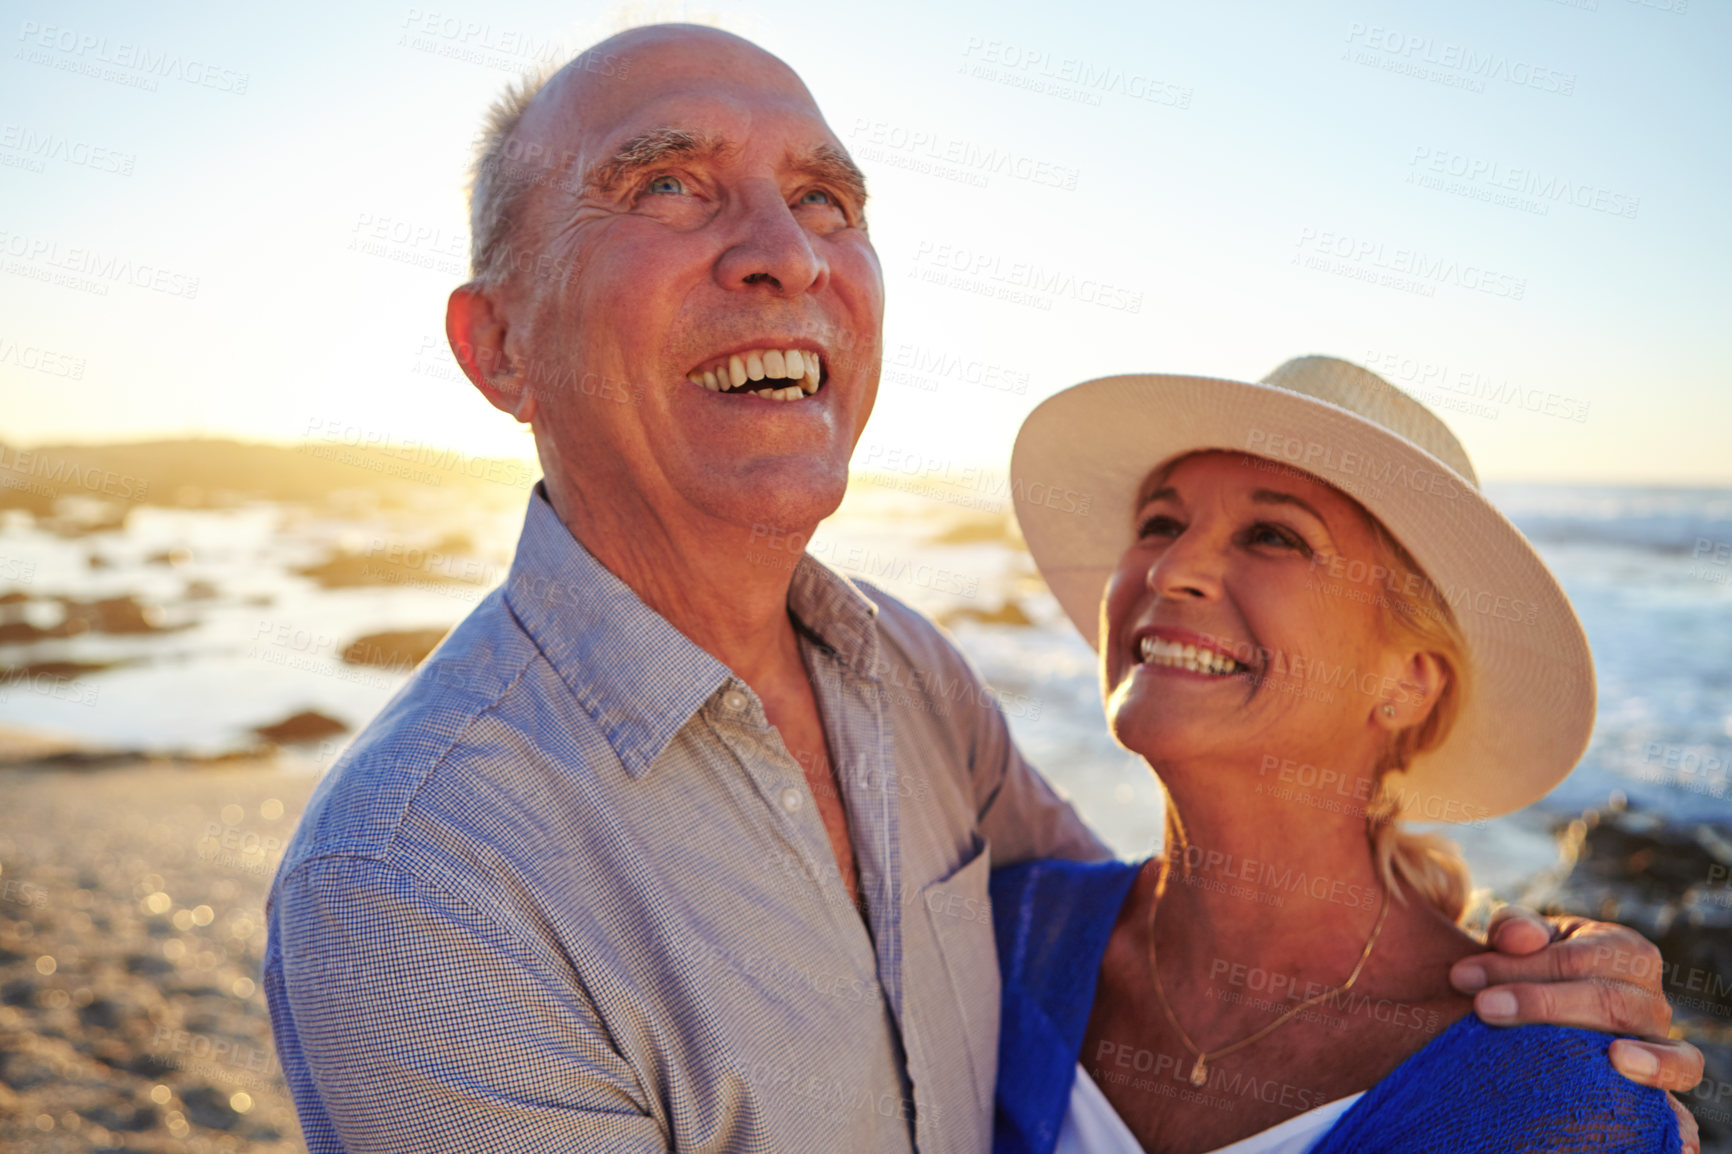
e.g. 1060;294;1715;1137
465;25;830;290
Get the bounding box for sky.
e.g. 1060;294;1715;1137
1;0;1727;482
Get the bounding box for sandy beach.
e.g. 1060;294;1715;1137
0;753;316;1152
1;745;1729;1151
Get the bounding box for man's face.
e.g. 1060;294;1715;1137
499;28;883;538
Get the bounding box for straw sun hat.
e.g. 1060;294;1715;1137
1010;356;1595;822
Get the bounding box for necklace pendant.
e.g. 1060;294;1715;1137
1188;1056;1208;1086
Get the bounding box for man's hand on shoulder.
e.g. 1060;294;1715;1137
1448;906;1703;1154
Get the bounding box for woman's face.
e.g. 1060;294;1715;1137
1101;451;1421;773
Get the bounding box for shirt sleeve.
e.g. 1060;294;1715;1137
953;649;1114;868
267;854;669;1154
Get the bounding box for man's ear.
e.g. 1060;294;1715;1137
446;282;537;423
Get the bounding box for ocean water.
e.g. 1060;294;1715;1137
2;479;1729;897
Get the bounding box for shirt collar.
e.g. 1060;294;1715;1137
504;485;882;777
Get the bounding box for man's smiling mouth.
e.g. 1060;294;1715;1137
686;347;824;402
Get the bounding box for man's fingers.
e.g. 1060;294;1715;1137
1484;905;1555;956
1471;976;1670;1037
1610;1038;1705;1093
1450;919;1665;1011
1665;1091;1701;1154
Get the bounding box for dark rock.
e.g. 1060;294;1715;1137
58;595;169;635
0;619;58;644
940;602;1033;628
124;953;174;976
80;1102;158;1132
0;1050;56;1089
341;627;448;668
180;1084;239;1130
0;660;119;681
1536;804;1732;1020
126;1051;176;1078
253;710;348;745
87;1036;133;1070
79;996;123;1030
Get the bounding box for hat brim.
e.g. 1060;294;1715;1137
1010;374;1596;822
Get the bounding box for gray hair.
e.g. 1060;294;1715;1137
466;70;556;288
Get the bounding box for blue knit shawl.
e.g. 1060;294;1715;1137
990;858;1678;1154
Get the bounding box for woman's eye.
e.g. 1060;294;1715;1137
645;175;688;196
1247;523;1310;553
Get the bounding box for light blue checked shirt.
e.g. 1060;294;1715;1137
264;486;1107;1153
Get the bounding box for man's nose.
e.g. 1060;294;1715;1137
1146;531;1226;601
715;182;826;295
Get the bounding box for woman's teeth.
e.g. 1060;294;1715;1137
1138;636;1244;675
688;348;822;402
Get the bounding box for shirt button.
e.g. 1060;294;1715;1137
779;787;803;814
722;689;748;712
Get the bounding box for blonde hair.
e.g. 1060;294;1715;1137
1354;516;1475;923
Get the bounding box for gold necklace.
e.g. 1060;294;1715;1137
1145;867;1391;1087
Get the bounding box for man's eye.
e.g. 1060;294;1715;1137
797;188;834;206
645;175;688;195
1137;514;1182;539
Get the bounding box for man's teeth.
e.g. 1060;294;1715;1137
690;348;823;400
1138;636;1244;675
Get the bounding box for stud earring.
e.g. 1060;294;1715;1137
1381;703;1396;718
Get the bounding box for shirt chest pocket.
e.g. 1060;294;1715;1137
903;834;999;1146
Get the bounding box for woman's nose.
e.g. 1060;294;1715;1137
1146;530;1225;601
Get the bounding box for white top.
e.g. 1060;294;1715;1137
1055;1063;1365;1154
